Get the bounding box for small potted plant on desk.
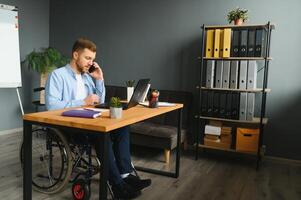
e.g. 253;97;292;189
125;80;135;102
110;97;122;119
227;7;248;25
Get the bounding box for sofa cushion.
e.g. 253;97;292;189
130;121;186;150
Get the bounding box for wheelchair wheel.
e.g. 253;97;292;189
72;179;91;200
20;127;72;194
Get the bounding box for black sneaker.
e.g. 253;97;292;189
112;182;141;199
123;174;152;191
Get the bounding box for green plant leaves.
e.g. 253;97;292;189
125;80;135;87
227;7;248;24
110;97;122;108
23;47;69;74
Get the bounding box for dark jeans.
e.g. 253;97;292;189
95;126;133;185
63;126;133;185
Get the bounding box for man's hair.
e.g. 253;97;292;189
72;37;96;53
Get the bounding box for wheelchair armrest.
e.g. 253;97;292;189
33;87;45;92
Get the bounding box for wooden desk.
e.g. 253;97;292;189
23;104;183;200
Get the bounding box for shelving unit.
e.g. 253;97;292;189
195;22;274;169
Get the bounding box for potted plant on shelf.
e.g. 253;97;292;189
22;47;69;104
227;7;248;25
125;80;135;102
110;97;122;119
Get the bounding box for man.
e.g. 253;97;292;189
45;37;151;199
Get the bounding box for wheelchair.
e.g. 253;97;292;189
20;126;112;200
21;88;139;199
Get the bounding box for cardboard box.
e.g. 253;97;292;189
221;126;232;135
209;120;223;127
220;134;232;143
205;134;219;140
204;137;231;149
236;128;259;153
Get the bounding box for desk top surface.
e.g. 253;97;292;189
23;104;183;132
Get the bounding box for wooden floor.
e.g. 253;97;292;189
0;131;300;200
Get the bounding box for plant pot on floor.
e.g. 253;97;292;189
110;107;122;119
39;72;48;104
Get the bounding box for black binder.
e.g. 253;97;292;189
207;91;214;117
255;28;266;57
213;91;220;117
247;29;256;57
200;90;208;116
239;29;248;57
225;92;232;119
201;63;207;87
231;92;240;120
219;92;227;118
231;30;240;57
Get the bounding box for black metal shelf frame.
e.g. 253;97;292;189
195;22;274;170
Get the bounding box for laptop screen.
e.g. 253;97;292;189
127;79;150;109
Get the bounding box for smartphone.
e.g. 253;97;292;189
88;64;96;73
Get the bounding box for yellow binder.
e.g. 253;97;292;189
205;30;214;58
219;30;224;57
222;28;231;57
213;29;221;58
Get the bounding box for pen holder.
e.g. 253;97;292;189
149;90;159;108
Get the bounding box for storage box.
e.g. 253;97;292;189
204;137;231;149
220;134;232;143
221;126;232;135
209;120;223;127
236;128;259;153
205;134;219;140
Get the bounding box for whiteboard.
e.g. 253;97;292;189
0;4;22;88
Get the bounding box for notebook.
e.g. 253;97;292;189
62;109;101;118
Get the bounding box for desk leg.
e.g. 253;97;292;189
23;121;32;200
175;108;182;178
98;133;109;200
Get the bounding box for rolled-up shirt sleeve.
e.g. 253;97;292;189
95;79;105;104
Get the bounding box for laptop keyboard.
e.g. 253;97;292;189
94;102;128;109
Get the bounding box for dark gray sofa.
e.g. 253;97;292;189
105;86;193;164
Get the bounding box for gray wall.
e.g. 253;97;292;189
48;0;300;160
0;0;49;131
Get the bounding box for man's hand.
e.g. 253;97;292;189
84;94;99;105
89;62;104;80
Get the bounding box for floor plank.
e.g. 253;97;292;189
0;131;300;200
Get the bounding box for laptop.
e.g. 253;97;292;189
95;79;151;110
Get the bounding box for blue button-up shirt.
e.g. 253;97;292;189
45;64;105;110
